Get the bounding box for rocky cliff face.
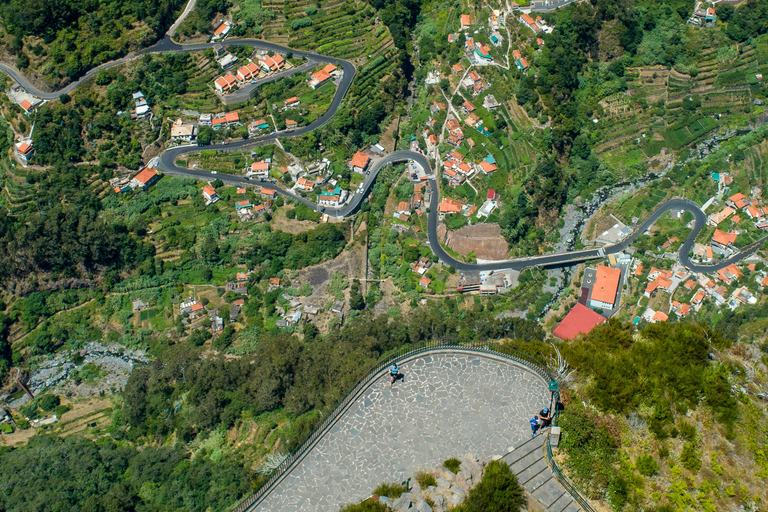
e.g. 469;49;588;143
376;454;486;512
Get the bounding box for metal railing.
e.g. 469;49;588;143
231;339;556;512
544;436;597;512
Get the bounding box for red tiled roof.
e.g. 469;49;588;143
552;303;606;340
133;167;158;185
712;229;737;246
20;99;33;111
225;111;239;123
461;14;470;26
202;185;216;196
591;265;621;306
350;151;370;168
652;311;668;322
214;22;229;35
439;198;463;213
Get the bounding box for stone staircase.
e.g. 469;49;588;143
502;432;583;512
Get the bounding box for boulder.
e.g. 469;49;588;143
392;493;412;512
378;496;393;509
436;477;451;489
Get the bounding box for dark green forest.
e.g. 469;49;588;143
0;434;253;511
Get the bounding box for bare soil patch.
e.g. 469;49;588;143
438;223;509;260
272;207;321;235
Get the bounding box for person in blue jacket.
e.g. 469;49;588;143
389;363;400;389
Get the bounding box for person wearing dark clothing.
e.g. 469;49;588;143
538;407;552;427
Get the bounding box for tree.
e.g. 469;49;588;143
197;126;214;145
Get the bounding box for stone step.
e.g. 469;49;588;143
515;458;549;487
561;501;584;512
503;435;544;466
509;448;544;475
548;491;576;512
525;465;555;492
532;480;569;509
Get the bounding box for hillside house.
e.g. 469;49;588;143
202;185;219;205
708;206;735;226
483;94;500;111
284;96;300;109
349;151;371;173
718;264;742;285
296;177;316;191
439;198;464;216
452;63;464;74
133;91;150;119
589;265;621;310
461;101;476;114
217;53;237;69
727;192;749;209
711;229;737;251
461;14;470;29
309;68;333;89
248;118;270;135
236;61;260;81
130;167;159;190
258;54;285;72
475;43;492;61
248;161;269;178
519;13;541;33
215;74;238;93
15;141;34;163
170;118;197;142
212;21;231;40
285;119;298;130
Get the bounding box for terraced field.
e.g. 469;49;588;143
258;0;400;109
594;42;765;167
0;158;37;214
260;0;393;62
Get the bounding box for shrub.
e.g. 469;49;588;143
372;482;407;499
677;421;697;441
444;458;461;474
339;501;389;512
37;394;60;412
636;454;660;476
415;471;437;488
680;442;701;473
453;460;524;512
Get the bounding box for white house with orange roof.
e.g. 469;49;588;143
15;140;34;163
214;74;238;93
349;151;371;174
202;185;219;205
130;167;159;190
236;61;261;82
212;21;231;41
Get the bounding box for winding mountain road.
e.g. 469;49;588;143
2;23;765;275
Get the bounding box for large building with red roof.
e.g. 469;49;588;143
553;303;606;340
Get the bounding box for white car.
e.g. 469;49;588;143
211;171;218;174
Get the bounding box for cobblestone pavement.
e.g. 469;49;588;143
254;351;549;511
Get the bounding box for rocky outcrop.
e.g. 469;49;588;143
376;455;487;512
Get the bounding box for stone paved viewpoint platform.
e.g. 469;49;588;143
252;351;550;511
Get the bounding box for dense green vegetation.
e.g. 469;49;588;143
0;0;186;84
0;434;253;511
120;309;544;443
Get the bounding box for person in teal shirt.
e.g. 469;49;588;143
389;363;400;389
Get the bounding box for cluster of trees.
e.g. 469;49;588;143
244;223;347;277
0;0;185;42
0;0;185;79
564;321;738;428
0;167;153;283
120;305;544;443
0;434;253;511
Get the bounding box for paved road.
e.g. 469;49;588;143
248;351;549;511
3;18;764;275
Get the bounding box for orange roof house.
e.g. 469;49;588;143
692;290;706;305
350;151;371;171
461;14;471;28
589;265;621;309
131;167;158;188
712;229;737;247
677;304;691;317
634;265;644;276
728;192;748;209
645;276;672;297
652;311;669;323
225;111;239;123
439;198;463;214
